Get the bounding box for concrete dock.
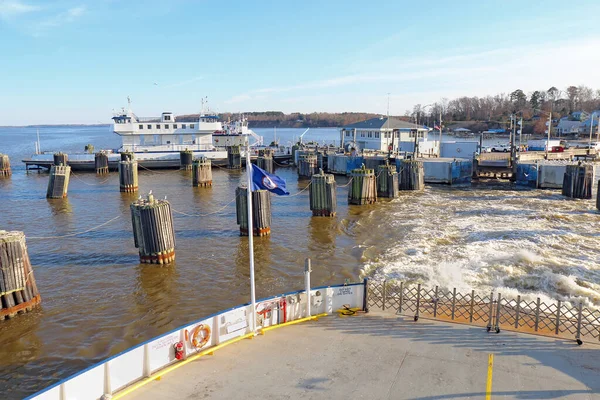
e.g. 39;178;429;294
127;312;600;400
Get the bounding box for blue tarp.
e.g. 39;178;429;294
345;156;364;174
450;160;473;185
515;163;538;187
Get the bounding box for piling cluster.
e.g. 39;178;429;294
348;165;377;205
95;152;109;174
236;187;271;236
0;154;11;177
227;145;241;169
377;163;399;198
130;193;176;264
310;170;337;216
46;165;71;198
53;152;68;166
298;154;317;179
562;164;593;199
0;231;41;320
398;160;425;191
119;160;139;193
192;157;212;187
180;150;193;171
257;149;274;174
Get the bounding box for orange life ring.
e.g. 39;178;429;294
190;324;211;349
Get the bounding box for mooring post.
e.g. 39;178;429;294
348;165;377;205
95;152;109;175
46;165;71;198
179;150;193;170
119;160;138;193
227;145;241;169
0;154;12;177
304;258;312;318
0;230;41;321
398;159;424;191
235;186;271;236
298;154;317;179
309;170;337;217
192;157;212;187
130;193;176;264
376;163;399;198
257;149;274;174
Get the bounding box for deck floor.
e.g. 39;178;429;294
127;312;600;400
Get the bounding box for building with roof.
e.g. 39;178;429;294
556;120;582;135
340;117;429;152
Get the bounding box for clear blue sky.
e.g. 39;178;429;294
1;0;600;125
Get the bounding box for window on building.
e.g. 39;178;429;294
157;124;161;129
165;124;169;129
139;125;143;129
375;132;380;139
190;124;195;129
395;132;400;138
346;131;351;137
182;124;187;129
368;132;372;138
147;124;151;129
360;132;365;137
173;124;178;129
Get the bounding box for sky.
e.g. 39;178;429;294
1;0;600;125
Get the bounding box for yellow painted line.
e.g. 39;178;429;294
260;313;327;334
112;332;254;400
486;353;494;400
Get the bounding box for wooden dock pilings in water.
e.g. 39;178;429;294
192;157;212;187
180;150;193;170
119;160;139;193
298;154;317;179
46;165;71;199
348;165;377;205
377;163;399;198
256;154;274;173
130;194;176;264
53;152;68;166
121;152;134;162
235;187;271;236
562;164;593;199
0;231;41;320
95;152;109;174
227;145;241;169
398;160;425;191
0;154;11;177
310;171;337;216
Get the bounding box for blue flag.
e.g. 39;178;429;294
251;164;289;195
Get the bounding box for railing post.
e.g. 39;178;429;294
382;279;387;311
469;290;475;323
515;295;521;329
555;300;561;335
576;303;583;343
534;297;540;332
495;293;502;332
415;283;421;321
433;286;439;318
487;291;494;330
305;258;312;318
363;278;369;313
451;288;457;320
398;281;404;314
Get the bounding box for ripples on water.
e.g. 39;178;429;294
0;127;599;398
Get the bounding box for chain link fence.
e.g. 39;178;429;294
366;280;600;345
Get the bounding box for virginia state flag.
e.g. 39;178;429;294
251;164;289;195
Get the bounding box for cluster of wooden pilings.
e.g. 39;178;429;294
227;145;241;169
310;171;337;216
53;152;68;167
192;157;212;187
180;150;193;170
398;160;425;191
119;160;138;193
257;149;274;173
376;163;399;198
235;187;271;236
130;194;176;264
46;165;71;198
0;154;11;177
95;152;109;174
298;154;317;179
348;165;377;205
562;164;593;199
0;231;41;320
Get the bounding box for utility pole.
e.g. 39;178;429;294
588;112;595;156
519;114;523;150
545;112;552;160
386;93;391;159
439;110;443;157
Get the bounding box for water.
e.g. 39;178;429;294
0;126;599;398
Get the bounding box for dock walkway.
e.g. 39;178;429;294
127;312;600;400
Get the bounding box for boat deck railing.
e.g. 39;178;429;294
366;279;600;344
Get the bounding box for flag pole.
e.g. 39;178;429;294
245;141;257;334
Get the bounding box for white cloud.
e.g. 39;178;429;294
0;0;40;19
37;5;86;29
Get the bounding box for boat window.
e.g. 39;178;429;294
173;124;178;129
156;124;161;129
165;124;169;129
182;124;187;129
147;124;151;129
190;124;195;129
166;141;171;144
165;115;171;121
139;125;143;129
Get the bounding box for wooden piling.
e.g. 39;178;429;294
310;170;337;216
298;154;317;179
258;148;274;157
0;230;41;320
0;154;11;177
179;150;193;170
53;152;68;166
291;145;300;165
235;187;271;236
119;160;138;193
227;145;241;169
121;152;134;162
377;163;399;198
256;154;274;173
348;165;377;205
95;152;109;174
398;160;425;191
130;193;176;264
46;165;71;198
562;164;593;199
192;157;212;187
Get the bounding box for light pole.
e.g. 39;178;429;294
588;112;596;155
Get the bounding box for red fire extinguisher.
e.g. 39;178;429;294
174;341;184;360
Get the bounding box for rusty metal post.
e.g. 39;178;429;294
555;300;562;335
398;281;404;314
534;298;540;332
433;286;438;318
382;279;387;311
515;295;521;329
451;288;457;320
415;283;421;321
469;290;475;323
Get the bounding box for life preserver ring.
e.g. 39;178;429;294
190;324;211;349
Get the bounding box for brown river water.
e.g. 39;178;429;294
0;126;599;398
